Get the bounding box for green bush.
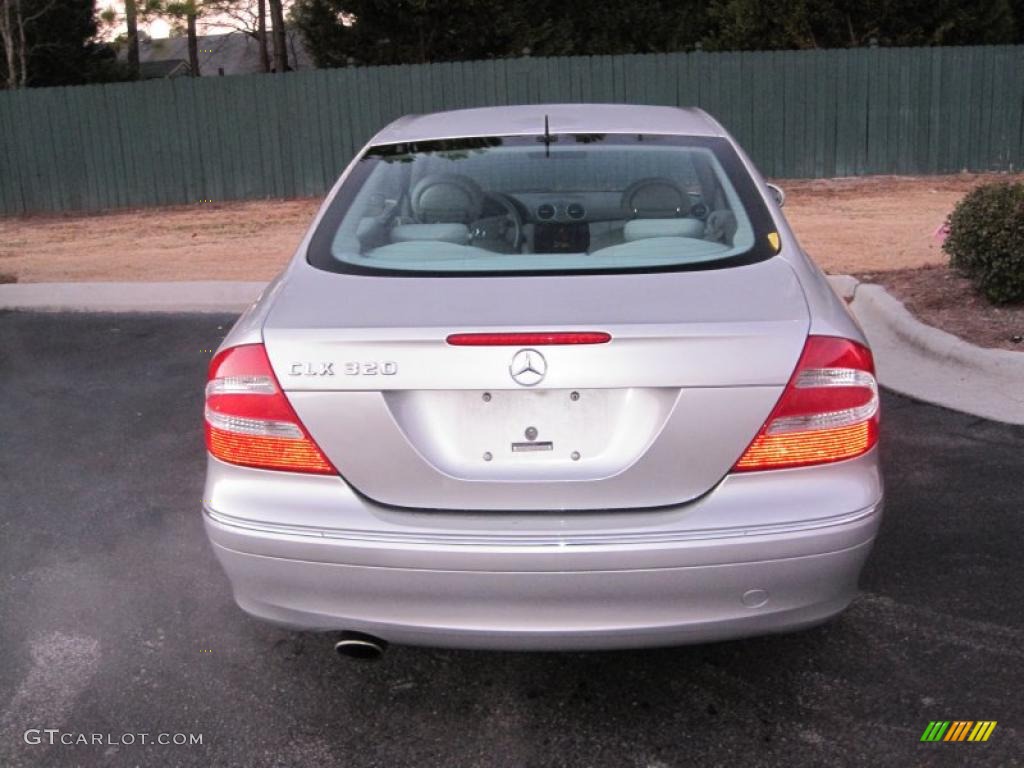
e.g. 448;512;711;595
943;181;1024;304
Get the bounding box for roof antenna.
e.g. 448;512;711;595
543;114;551;157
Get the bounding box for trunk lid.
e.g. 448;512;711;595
263;258;808;510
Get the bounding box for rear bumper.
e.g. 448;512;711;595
203;498;881;650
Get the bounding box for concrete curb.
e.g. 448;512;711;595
848;281;1024;425
825;274;860;302
0;281;267;313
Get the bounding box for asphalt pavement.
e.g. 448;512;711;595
0;311;1021;768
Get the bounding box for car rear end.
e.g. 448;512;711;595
201;107;883;650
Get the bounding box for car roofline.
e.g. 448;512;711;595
368;104;726;146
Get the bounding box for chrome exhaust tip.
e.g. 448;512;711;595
334;632;387;660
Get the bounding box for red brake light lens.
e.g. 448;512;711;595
733;336;879;471
446;332;611;346
204;344;335;474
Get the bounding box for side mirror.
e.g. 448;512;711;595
766;183;785;207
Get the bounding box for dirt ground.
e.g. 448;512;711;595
780;173;1017;273
2;172;1018;283
0;198;319;283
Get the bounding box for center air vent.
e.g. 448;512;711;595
537;203;556;220
566;202;586;220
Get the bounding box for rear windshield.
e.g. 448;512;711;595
307;134;778;277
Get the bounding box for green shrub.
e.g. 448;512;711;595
943;181;1024;304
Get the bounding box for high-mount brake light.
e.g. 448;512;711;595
204;344;335;475
446;332;611;346
733;336;879;471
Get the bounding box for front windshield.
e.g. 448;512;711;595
307;134;778;276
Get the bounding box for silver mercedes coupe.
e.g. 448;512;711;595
203;104;883;656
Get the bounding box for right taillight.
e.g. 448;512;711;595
733;336;879;472
204;344;335;475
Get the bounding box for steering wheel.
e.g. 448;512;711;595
470;193;523;252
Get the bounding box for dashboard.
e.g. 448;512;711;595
506;191;708;225
475;190;712;254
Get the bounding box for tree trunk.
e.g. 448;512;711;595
187;12;199;76
15;0;26;86
257;0;269;73
0;0;20;88
267;0;287;72
125;0;139;76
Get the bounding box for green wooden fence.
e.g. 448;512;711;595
2;45;1023;215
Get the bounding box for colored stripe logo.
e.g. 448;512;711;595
920;721;997;742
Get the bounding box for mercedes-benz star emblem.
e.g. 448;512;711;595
509;348;547;387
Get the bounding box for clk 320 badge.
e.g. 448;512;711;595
290;362;335;376
342;361;398;376
288;361;398;376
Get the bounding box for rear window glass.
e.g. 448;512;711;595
307;134;778;277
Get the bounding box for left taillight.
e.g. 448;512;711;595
204;344;336;475
732;335;880;472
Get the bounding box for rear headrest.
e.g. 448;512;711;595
623;219;705;241
705;210;738;244
391;223;470;245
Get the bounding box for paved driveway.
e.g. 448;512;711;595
0;311;1020;767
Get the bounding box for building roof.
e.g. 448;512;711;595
372;104;723;145
139;59;191;79
136;31;312;77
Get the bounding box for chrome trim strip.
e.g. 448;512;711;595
203;501;881;548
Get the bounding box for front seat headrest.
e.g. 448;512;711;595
411;174;484;224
